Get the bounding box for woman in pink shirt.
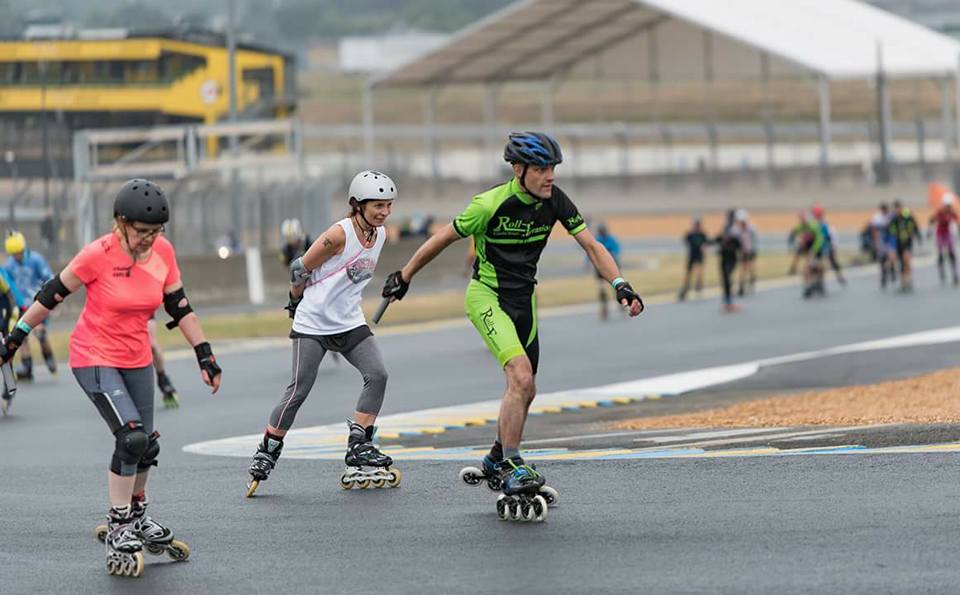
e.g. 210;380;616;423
0;179;222;578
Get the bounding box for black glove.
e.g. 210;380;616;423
614;280;644;312
381;270;410;301
0;325;28;365
194;342;222;382
285;291;302;319
289;257;310;287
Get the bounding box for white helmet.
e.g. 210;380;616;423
348;170;397;203
942;193;956;207
734;208;749;222
280;218;302;240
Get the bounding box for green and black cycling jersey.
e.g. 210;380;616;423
453;177;587;292
888;210;921;247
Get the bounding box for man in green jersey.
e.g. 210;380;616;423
381;132;643;501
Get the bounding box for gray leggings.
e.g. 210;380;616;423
73;365;155;476
269;336;388;431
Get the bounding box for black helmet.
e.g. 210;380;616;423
503;132;563;167
113;179;169;224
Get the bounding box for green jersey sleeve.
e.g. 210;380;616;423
453;195;494;238
552;187;587;235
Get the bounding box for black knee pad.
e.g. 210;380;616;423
137;431;160;471
111;422;149;474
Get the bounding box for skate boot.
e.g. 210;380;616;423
246;433;284;497
494;457;549;522
103;505;144;578
131;494;190;561
42;351;57;375
157;372;180;409
459;454;503;491
14;358;32;382
340;420;401;489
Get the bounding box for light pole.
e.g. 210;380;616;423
40;60;50;210
4;150;16;227
227;0;241;249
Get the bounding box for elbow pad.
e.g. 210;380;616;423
34;274;71;310
163;287;194;330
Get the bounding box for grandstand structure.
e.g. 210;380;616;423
359;0;960;183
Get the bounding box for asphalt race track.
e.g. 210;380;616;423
3;262;960;594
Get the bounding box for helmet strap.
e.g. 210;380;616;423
117;218;147;263
517;164;548;200
518;164;532;196
353;202;376;243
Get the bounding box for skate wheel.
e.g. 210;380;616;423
130;552;144;577
459;466;483;486
94;524;108;543
386;468;402;488
539;486;559;508
485;477;501;492
356;478;371;490
167;539;190;562
496;494;510;521
509;499;522;521
532;495;548;522
371;478;386;489
245;479;261;498
339;474;354;490
519;498;533;522
146;543;166;556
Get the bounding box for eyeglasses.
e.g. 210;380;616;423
128;224;165;239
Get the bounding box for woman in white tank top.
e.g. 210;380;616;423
245;171;403;497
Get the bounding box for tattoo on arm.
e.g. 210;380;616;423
322;237;333;248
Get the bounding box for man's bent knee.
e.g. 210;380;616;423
505;357;536;401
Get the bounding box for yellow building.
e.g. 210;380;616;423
0;30;295;129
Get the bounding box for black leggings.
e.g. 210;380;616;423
720;255;737;305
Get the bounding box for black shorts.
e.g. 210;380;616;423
290;325;373;353
686;253;704;271
897;240;913;260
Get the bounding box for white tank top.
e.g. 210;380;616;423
292;218;385;336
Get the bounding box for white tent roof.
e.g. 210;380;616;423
371;0;960;88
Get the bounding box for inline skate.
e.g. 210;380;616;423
340;420;401;489
42;350;57;375
102;505;144;577
157;371;180;409
494;457;550;522
246;433;284;497
460;454;558;507
96;495;190;562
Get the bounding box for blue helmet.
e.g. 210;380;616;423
503;132;563;167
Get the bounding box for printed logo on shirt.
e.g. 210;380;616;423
346;257;376;284
112;265;133;278
492;217;551;237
